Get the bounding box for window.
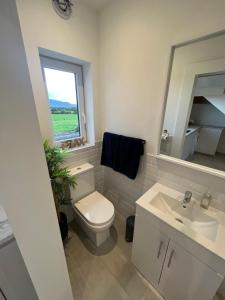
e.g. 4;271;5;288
40;56;86;143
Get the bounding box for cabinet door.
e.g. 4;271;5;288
0;268;17;300
197;127;223;155
0;240;38;300
0;288;7;300
132;208;169;286
0;290;5;300
159;240;223;300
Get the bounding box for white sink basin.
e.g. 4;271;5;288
150;192;218;241
135;183;225;277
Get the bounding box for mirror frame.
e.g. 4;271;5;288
156;29;225;180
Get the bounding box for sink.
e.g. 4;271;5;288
135;183;225;280
150;192;219;241
134;183;225;299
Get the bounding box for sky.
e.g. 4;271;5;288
44;68;77;104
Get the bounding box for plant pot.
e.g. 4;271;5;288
59;212;68;241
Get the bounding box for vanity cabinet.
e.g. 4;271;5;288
132;207;223;300
0;239;38;300
182;129;199;160
197;127;223;156
159;240;222;300
0;270;15;300
132;209;169;286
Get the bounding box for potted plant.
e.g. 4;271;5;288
43;140;76;240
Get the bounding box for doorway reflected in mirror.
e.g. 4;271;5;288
160;33;225;173
186;74;225;171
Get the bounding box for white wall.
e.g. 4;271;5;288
0;1;73;299
191;104;225;127
100;0;225;154
99;3;225;295
194;75;225;115
16;0;101;142
206;95;225;115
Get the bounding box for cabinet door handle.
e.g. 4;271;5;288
167;250;175;268
0;288;7;300
157;241;164;259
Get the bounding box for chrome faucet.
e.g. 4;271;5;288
182;191;192;207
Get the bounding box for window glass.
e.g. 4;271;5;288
44;67;80;142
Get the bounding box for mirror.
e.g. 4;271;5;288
160;33;225;172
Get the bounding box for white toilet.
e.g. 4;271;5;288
69;163;115;247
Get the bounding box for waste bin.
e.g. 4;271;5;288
125;215;135;242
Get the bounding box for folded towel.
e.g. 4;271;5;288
101;132;120;169
101;132;145;179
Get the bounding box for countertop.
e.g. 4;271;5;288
0;234;14;248
186;125;200;136
0;205;14;248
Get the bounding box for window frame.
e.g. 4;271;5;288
40;55;87;144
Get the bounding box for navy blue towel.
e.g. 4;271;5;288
101;132;145;179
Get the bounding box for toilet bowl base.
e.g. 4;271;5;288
74;209;112;247
88;228;110;247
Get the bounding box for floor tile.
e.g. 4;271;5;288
65;211;221;300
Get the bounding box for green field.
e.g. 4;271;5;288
51;113;79;134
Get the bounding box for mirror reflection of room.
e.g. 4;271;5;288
160;33;225;172
186;74;225;171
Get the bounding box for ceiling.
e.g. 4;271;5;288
81;0;111;11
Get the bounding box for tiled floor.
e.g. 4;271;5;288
64;212;222;300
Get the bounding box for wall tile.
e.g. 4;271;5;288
65;142;225;216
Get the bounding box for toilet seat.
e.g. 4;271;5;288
73;191;115;227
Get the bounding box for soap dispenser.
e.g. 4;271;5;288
200;192;212;209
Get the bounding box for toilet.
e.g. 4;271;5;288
69;163;115;247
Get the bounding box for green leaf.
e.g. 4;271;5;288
43;140;76;206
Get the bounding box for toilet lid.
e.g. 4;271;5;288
74;191;114;226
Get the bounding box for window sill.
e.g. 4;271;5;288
66;143;95;154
